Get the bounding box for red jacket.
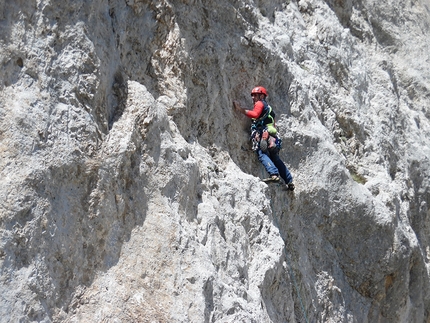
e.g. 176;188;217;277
245;100;264;119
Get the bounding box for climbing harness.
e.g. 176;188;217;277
250;99;282;152
251;99;276;133
251;126;282;152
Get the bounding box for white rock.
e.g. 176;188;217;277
0;0;430;322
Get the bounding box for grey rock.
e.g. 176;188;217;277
0;0;429;322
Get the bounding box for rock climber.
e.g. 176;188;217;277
233;86;295;191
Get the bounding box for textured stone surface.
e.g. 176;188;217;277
1;0;430;322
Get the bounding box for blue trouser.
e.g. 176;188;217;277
257;149;293;184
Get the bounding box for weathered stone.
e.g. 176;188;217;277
1;0;429;322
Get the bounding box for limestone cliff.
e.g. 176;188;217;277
1;0;430;322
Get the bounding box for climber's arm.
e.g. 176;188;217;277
233;100;263;119
244;101;263;118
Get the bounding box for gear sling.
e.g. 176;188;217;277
250;99;282;151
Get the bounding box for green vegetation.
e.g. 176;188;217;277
348;167;367;184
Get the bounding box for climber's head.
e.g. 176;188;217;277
251;86;267;102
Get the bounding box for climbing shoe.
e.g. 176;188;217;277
262;175;280;183
260;130;270;152
260;139;268;152
286;183;295;191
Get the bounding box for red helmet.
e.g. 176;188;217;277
251;86;267;96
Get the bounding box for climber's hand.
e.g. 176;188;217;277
233;101;245;114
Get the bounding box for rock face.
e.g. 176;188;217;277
1;0;430;322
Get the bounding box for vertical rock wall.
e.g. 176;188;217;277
1;0;430;322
